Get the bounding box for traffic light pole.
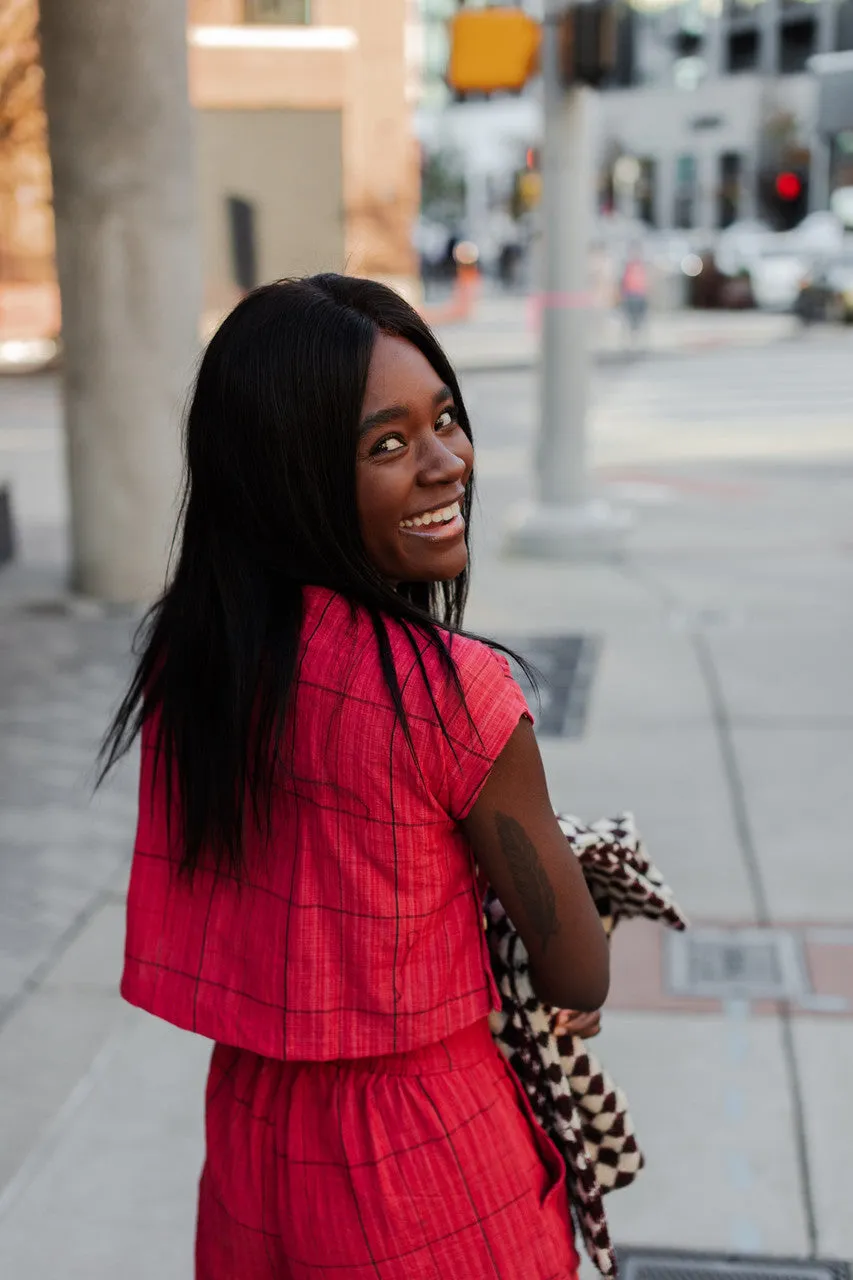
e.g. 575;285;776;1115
505;0;628;560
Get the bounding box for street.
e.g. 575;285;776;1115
1;320;852;1273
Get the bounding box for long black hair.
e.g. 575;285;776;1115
99;274;530;879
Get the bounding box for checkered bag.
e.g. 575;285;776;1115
485;812;688;1278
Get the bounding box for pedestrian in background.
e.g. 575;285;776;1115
619;242;650;348
100;275;609;1279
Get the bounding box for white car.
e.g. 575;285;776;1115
714;219;774;279
749;250;811;312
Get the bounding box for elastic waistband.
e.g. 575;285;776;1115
335;1017;496;1078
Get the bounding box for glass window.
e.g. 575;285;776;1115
637;158;657;226
674;154;697;229
726;28;760;72
779;17;816;73
718;152;741;227
244;0;310;22
727;0;765;13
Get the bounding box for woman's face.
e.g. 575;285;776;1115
356;333;473;584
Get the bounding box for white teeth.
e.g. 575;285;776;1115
399;500;462;530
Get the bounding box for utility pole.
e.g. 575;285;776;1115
39;0;201;602
504;0;628;560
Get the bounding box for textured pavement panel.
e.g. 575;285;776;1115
0;600;138;1020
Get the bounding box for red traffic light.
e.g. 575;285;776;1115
775;171;802;201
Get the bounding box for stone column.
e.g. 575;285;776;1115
39;1;201;601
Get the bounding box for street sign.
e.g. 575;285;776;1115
447;9;541;95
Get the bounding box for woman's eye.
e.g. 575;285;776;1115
436;408;458;430
373;434;405;455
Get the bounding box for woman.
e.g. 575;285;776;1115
101;274;610;1279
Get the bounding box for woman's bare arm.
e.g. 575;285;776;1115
462;717;610;1011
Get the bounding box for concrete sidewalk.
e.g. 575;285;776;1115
1;338;852;1276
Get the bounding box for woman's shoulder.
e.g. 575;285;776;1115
299;587;521;707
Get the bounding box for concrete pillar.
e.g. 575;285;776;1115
705;11;725;80
817;0;837;55
810;133;833;211
39;1;201;602
760;0;780;76
656;151;676;231
697;150;717;231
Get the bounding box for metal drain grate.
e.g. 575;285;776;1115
501;634;599;739
0;484;13;568
617;1249;851;1280
665;927;811;1001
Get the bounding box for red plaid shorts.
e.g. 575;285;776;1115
196;1018;580;1279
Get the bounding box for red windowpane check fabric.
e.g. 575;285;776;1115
196;1019;580;1279
121;587;533;1062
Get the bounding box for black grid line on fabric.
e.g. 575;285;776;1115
281;595;335;1053
201;1049;236;1111
134;849;473;915
125;952;490;1018
334;635;352;1063
388;654;418;1055
258;1085;280;1279
192;870;219;1035
138;760;453;829
292;631;501;758
261;678;496;764
416;1075;505;1280
205;1180;539;1271
335;1062;383;1279
220;1083;504;1170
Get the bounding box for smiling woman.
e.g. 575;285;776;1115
99;274;606;1280
356;333;472;584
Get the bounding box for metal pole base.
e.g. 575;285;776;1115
503;498;631;562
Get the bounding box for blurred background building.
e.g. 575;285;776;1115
0;0;424;348
2;0;853;339
412;0;853;304
599;0;853;233
189;0;422;319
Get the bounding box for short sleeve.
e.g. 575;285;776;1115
435;636;533;821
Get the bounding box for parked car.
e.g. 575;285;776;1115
795;252;853;323
786;211;845;257
714;219;774;279
749;249;811;312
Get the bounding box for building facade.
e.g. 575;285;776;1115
600;0;853;230
415;0;853;239
190;0;422;317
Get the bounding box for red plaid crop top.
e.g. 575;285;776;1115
121;586;532;1060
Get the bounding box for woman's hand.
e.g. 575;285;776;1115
553;1008;601;1039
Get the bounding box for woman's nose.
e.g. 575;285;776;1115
418;435;468;484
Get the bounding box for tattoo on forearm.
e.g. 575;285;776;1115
494;812;560;952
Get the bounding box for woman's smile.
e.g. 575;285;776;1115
399;497;464;537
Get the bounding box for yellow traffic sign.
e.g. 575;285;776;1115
447;8;541;95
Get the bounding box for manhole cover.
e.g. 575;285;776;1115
617;1250;850;1280
665;928;811;1000
501;634;599;738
